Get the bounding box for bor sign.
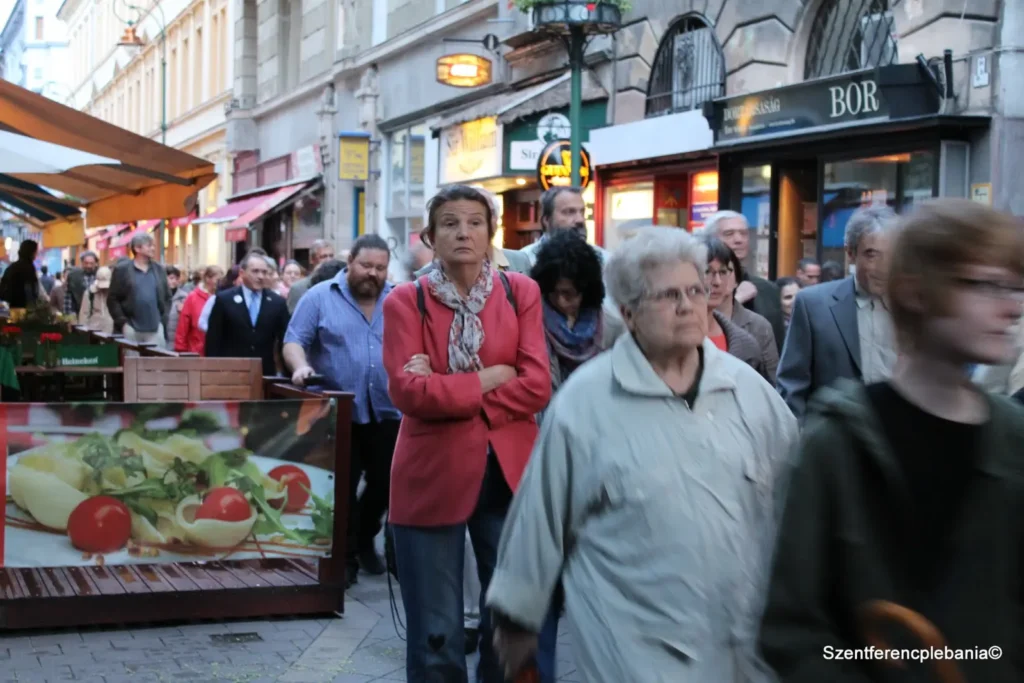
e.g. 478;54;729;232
536;139;591;191
436;54;493;88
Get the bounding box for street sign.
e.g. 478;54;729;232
536;139;591;191
436;54;493;88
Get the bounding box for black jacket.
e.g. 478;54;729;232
0;258;41;308
107;259;171;333
204;286;289;375
760;380;1024;682
65;267;91;315
744;274;785;352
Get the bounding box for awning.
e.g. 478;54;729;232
430;71;607;132
227;182;309;230
0;80;216;225
588;109;713;166
0;173;81;226
193;193;273;225
41;217;86;249
111;229;142;249
92;224;130;250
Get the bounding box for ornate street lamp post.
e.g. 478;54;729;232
520;0;624;185
115;0;169;259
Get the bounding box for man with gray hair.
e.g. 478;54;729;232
702;210;785;349
107;231;171;345
776;205;898;419
287;239;335;313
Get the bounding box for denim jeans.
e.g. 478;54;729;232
391;506;558;683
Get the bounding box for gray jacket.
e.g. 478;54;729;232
731;304;779;383
487;334;798;683
714;310;769;382
286;276;312;314
776;277;862;420
165;286;190;345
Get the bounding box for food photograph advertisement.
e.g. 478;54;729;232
1;400;337;568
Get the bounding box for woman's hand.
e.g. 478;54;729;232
479;364;517;393
404;354;433;377
735;280;758;304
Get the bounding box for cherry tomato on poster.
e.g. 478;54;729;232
195;487;253;522
67;496;132;553
268;465;312;512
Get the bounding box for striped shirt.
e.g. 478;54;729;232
283;271;399;425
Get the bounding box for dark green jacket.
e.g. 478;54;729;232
760;380;1024;682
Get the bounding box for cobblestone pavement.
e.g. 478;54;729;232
1;572;580;682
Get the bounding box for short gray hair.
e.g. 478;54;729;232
130;232;154;253
700;210;747;237
844;205;897;253
605;226;708;310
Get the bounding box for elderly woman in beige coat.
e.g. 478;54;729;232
487;226;798;683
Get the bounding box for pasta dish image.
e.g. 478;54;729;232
2;400;336;568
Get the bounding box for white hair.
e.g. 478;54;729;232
700;210;747;238
844;205;898;253
605;226;708;310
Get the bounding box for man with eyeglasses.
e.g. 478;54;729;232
205;250;290;375
776;206;898;421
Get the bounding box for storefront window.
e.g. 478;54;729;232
741;166;772;278
821;150;934;266
387;125;429;246
604;182;654;252
409;126;426;213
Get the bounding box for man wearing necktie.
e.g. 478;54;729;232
205;250;290;375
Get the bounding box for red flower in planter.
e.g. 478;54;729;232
2;325;21;336
39;332;63;343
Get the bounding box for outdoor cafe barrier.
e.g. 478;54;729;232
0;370;352;630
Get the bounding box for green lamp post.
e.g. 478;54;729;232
516;0;627;186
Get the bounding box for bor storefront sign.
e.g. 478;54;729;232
705;65;940;144
504;101;605;174
537;139;592;190
439;117;502;185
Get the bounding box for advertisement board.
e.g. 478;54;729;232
1;399;336;567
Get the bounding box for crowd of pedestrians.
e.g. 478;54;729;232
7;185;1024;682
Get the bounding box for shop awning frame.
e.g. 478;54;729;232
0;80;216;226
429;72;608;133
227;181;318;230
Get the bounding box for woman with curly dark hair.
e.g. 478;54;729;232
530;229;610;394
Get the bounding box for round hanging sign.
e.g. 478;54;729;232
536;139;591;191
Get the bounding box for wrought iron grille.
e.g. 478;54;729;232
645;16;725;118
804;0;899;80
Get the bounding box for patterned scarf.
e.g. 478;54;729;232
543;300;603;369
426;260;495;373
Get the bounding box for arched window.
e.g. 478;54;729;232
804;0;898;80
645;15;725;118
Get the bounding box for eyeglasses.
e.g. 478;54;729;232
643;285;708;306
705;267;734;280
953;277;1024;301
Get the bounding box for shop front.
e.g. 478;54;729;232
705;64;988;280
223;146;325;267
587;109;717;251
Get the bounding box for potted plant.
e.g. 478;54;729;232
39;332;62;368
2;325;22;366
514;0;627;34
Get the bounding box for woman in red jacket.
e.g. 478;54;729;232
383;184;555;683
174;265;222;353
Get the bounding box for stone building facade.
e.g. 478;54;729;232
224;0;1021;268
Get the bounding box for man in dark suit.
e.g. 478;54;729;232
776;205;898;420
205;250;290;375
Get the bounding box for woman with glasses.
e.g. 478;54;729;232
487;226;798;682
695;235;773;381
699;235;779;382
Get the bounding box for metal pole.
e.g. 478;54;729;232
569;25;584;187
159;31;167;260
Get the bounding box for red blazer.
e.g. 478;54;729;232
174;287;210;354
383;272;551;527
